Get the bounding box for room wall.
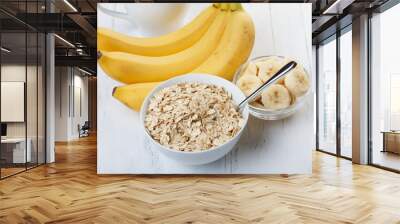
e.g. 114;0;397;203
54;67;89;141
1;63;46;164
71;72;89;138
88;77;97;132
54;66;70;141
1;65;39;139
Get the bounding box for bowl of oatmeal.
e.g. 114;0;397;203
140;74;249;165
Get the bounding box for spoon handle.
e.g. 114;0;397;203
238;61;297;110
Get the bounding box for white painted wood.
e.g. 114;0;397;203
1;82;25;122
97;3;314;174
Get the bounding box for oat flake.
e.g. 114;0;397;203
145;82;244;152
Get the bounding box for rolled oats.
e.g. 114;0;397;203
145;82;244;152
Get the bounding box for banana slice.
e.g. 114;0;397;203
284;67;310;97
290;94;297;105
261;84;291;110
236;75;263;97
256;57;284;84
242;62;258;76
250;101;264;109
256;60;273;82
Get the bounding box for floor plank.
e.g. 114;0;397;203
1;135;400;224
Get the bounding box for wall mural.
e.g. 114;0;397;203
97;3;314;174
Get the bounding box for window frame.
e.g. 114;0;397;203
367;1;400;173
315;24;353;161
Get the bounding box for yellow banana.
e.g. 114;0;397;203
97;5;218;56
193;4;255;80
107;3;256;112
98;11;230;84
112;82;159;111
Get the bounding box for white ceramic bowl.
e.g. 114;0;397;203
140;74;249;165
233;55;311;120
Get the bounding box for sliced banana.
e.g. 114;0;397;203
284;67;310;97
242;61;258;76
256;60;273;83
250;101;264;109
290;94;297;105
236;75;263;97
261;84;291;110
256;57;285;84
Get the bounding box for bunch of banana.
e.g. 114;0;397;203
112;82;159;111
236;57;310;110
98;5;218;56
97;3;255;111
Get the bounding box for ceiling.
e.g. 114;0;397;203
0;0;394;75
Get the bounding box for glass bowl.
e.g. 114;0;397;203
233;55;311;120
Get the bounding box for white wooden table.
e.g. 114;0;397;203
97;3;314;174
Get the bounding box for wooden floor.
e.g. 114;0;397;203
1;167;26;178
1;163;44;178
1;135;400;224
373;150;400;171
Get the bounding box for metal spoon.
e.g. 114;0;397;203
237;61;297;111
